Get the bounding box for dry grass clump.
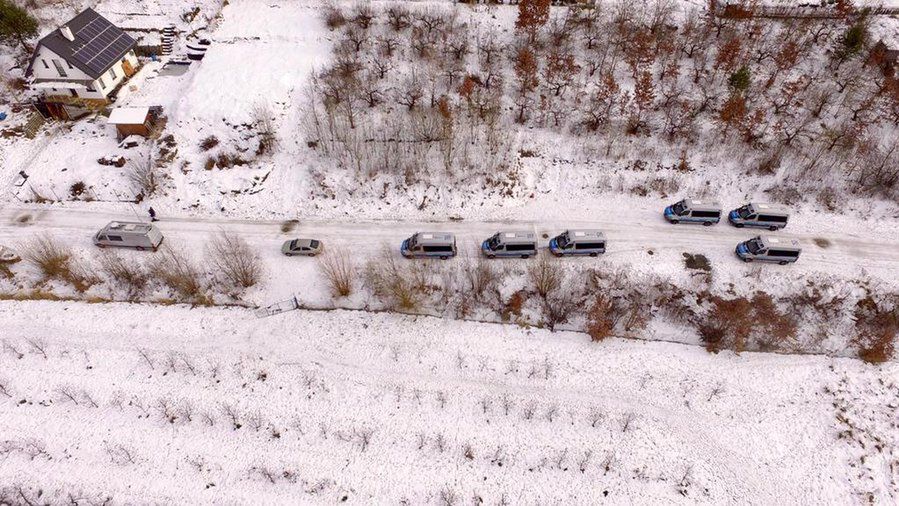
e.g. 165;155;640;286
462;256;500;302
99;252;149;300
318;247;355;298
21;234;96;292
364;249;423;311
852;295;898;363
149;246;208;303
207;231;264;292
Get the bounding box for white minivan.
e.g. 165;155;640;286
93;221;164;251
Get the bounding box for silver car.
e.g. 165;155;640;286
281;238;323;257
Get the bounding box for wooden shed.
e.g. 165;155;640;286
107;106;153;139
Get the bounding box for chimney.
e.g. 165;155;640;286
60;26;74;42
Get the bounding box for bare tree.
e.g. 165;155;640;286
125;149;159;197
206;231;264;292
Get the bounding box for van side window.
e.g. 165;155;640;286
506;243;534;252
758;215;788;223
575;242;604;250
107;235;124;242
423;245;452;253
692;211;720;218
768;249;798;258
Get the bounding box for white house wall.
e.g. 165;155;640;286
32;45;138;101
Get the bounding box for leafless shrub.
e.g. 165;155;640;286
386;5;411;31
25;338;48;359
434;432;447;453
156;398;177;424
621;412;637;432
589;408;605;428
553;448;569;470
105;442;138;465
578;450;593;473
601;452;616;475
541;291;578;332
0;377;12;398
251;102;279;156
322;3;347;30
0;438;50;460
149;245;209;303
21;234;96;291
438;486;459;506
56;385;81;406
100;251;149;299
363;248;423;311
201;410;216;426
528;255;563;299
2;340;23;359
207;231;264;292
125;151;159;197
677;464;694;497
522;401;536;421
415;432;428;451
463;256;500;301
501;393;514;416
545;402;559;423
199;135;219;151
221;402;242;429
318;247;355;297
462;442;475;461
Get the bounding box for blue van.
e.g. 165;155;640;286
549;230;607;257
401;232;456;260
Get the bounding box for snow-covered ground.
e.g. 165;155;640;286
0;300;896;504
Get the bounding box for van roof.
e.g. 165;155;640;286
760;235;800;249
413;232;455;244
749;202;788;214
566;229;606;240
495;231;536;241
103;221;155;234
685;198;721;210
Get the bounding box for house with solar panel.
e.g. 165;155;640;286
25;8;138;120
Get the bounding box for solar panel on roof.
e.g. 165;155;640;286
70;16;134;75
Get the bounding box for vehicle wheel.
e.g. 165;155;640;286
521;254;529;259
440;256;448;260
136;247;145;251
703;221;713;227
770;226;778;231
309;253;317;257
487;254;495;259
96;244;105;249
670;220;679;225
743;257;753;263
735;224;744;228
590;252;598;257
779;261;788;266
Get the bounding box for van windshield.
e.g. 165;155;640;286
672;201;687;216
556;233;571;249
487;235;501;250
746;239;765;254
407;235;419;248
737;205;753;219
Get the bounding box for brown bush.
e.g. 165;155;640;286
750;292;798;351
586;295;615;341
199;136;219;151
206;231;264;291
318;248;355;298
542;291;578;332
149;246;208;303
528;255;563;299
21;234;96;292
852;295;898;363
99;252;149;300
322;4;346;30
700;296;754;353
502;290;527;322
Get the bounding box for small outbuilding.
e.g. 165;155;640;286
107;106;155;139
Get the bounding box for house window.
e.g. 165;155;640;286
98;76;106;89
66;61;73;69
87;82;96;92
109;67;117;80
41;59;49;69
52;59;68;77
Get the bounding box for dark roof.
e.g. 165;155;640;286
26;8;136;79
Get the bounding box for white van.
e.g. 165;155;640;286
728;203;789;230
735;236;801;265
549;230;606;257
481;231;537;258
93;221;164;251
401;232;457;260
664;199;722;226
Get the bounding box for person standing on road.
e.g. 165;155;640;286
148;207;158;222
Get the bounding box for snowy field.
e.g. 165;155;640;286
0;300;896;504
